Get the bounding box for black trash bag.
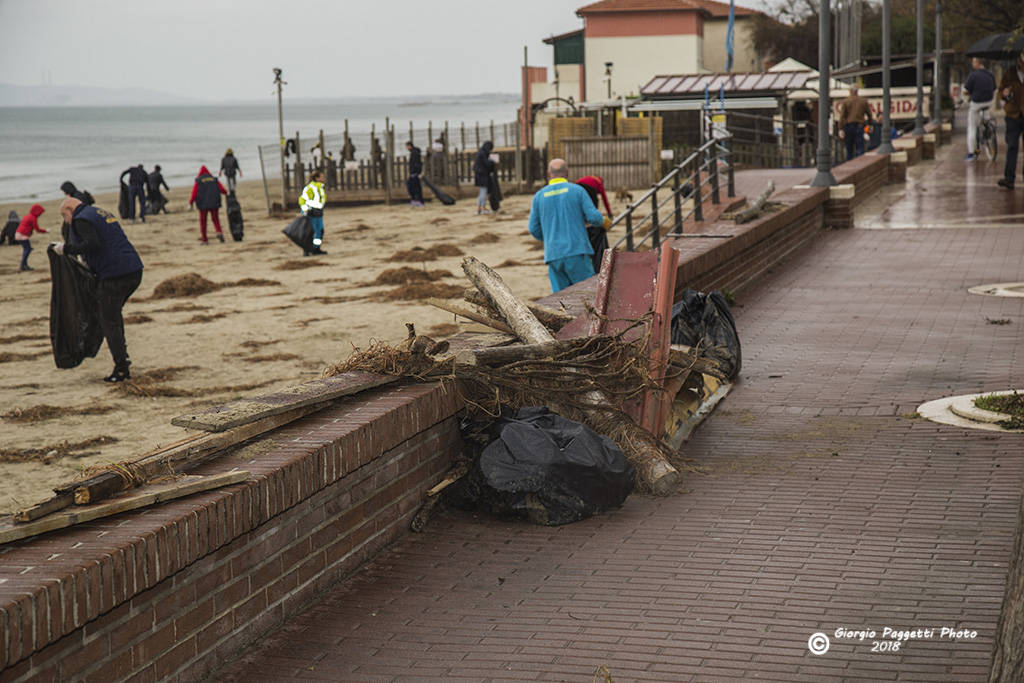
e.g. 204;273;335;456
117;182;130;219
421;176;456;205
226;191;244;241
282;214;313;252
487;172;502;211
445;407;636;526
670;288;741;380
48;247;103;369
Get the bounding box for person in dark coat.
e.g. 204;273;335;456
53;198;144;383
473;141;495;214
119;164;148;222
147;165;170;214
188;165;227;244
1;210;18;246
60;181;94;206
219;149;242;192
405;142;424;207
576;175;614;273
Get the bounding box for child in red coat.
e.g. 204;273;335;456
15;204;46;271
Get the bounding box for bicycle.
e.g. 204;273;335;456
977;110;998;161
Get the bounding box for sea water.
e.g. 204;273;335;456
0;95;519;204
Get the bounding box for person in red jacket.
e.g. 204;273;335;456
575;176;613;273
188;165;227;244
15;204;46;271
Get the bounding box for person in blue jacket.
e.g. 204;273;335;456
528;158;609;293
53;197;144;383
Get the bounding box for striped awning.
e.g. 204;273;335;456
641;71;812;96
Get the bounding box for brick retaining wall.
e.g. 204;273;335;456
1;149;906;683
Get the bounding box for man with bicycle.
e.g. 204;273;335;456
963;57;996;161
998;52;1024;190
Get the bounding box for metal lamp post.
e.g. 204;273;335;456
933;0;942;125
913;0;926;135
877;0;894;153
273;68;287;208
811;0;837;187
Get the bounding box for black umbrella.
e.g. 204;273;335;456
965;33;1024;60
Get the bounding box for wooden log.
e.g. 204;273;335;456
462;289;574;331
14;493;75;523
453;336;612;367
426;298;514;334
734;180;775;224
0;472;249;545
461;256;681;494
72;400;332;505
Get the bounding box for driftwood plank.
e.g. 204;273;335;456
171;371;395;432
0;471;250;545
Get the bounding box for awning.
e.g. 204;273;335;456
629;97;781;112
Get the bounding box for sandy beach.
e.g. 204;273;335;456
0;178;584;513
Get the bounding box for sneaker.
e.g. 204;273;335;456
998;178;1015;190
199;240;209;245
964;153;976;161
312;248;328;256
103;367;131;383
217;233;225;243
20;265;33;271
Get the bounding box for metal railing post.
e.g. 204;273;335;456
710;148;720;205
650;187;660;249
625;210;634;252
693;164;703;222
673;171;683;234
726;141;735;198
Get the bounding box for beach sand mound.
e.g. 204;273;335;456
371;267;453;286
274;259;329;271
470;232;501;244
151;273;222;299
386;244;465;262
377;283;464;301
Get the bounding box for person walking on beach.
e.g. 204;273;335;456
220;149;242;192
576;175;614;273
1;210;18;246
405;141;424;207
838;86;872;161
119;164;148;222
147;165;170;214
188;165;227;244
299;169;327;255
14;204;46;271
473;141;495;215
60;181;94;206
998;52;1024;190
963;57;996;161
52;198;144;383
529;159;607;293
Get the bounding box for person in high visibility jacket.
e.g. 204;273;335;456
299;170;327;255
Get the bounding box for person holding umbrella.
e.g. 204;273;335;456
998;52;1024;189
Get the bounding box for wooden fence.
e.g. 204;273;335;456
562;136;655;190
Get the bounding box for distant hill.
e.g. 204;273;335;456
0;83;202;107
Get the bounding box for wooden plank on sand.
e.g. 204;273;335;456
171;371;395;432
0;471;250;545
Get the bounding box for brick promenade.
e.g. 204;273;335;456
219;138;1024;681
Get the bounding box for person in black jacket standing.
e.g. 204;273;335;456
147;165;170;214
52;198;144;383
119;164;148;223
473;141;494;215
220;149;242;192
405;142;424;207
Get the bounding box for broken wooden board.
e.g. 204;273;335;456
0;471;250;545
171;371;395;432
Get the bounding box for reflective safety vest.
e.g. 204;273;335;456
299;181;325;211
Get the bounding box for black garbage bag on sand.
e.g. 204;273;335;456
226;191;244;241
445;407;636;526
670;288;741;380
282;214;314;252
117;182;131;219
48;247;103;369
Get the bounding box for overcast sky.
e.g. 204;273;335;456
0;0;770;101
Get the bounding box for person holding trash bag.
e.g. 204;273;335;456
298;169;327;255
119;164;148;223
528;158;608;293
15;204;47;271
473;141;495;214
147;165;170;214
52;198;143;383
405;141;424;207
575;175;614;273
188;165;227;244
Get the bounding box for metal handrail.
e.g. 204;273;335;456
611;133;732;252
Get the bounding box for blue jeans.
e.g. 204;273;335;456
1004;115;1024;183
547;253;594;293
310;215;324;246
128;185;146;221
19;239;31;270
844;123;864;160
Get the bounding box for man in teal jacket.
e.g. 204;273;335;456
528;158;608;292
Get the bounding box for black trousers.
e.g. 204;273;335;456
406;175;423;203
97;270;142;369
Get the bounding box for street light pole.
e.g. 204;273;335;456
811;0;837;187
877;0;894;153
913;0;926;135
933;0;942;126
273;68;287;209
